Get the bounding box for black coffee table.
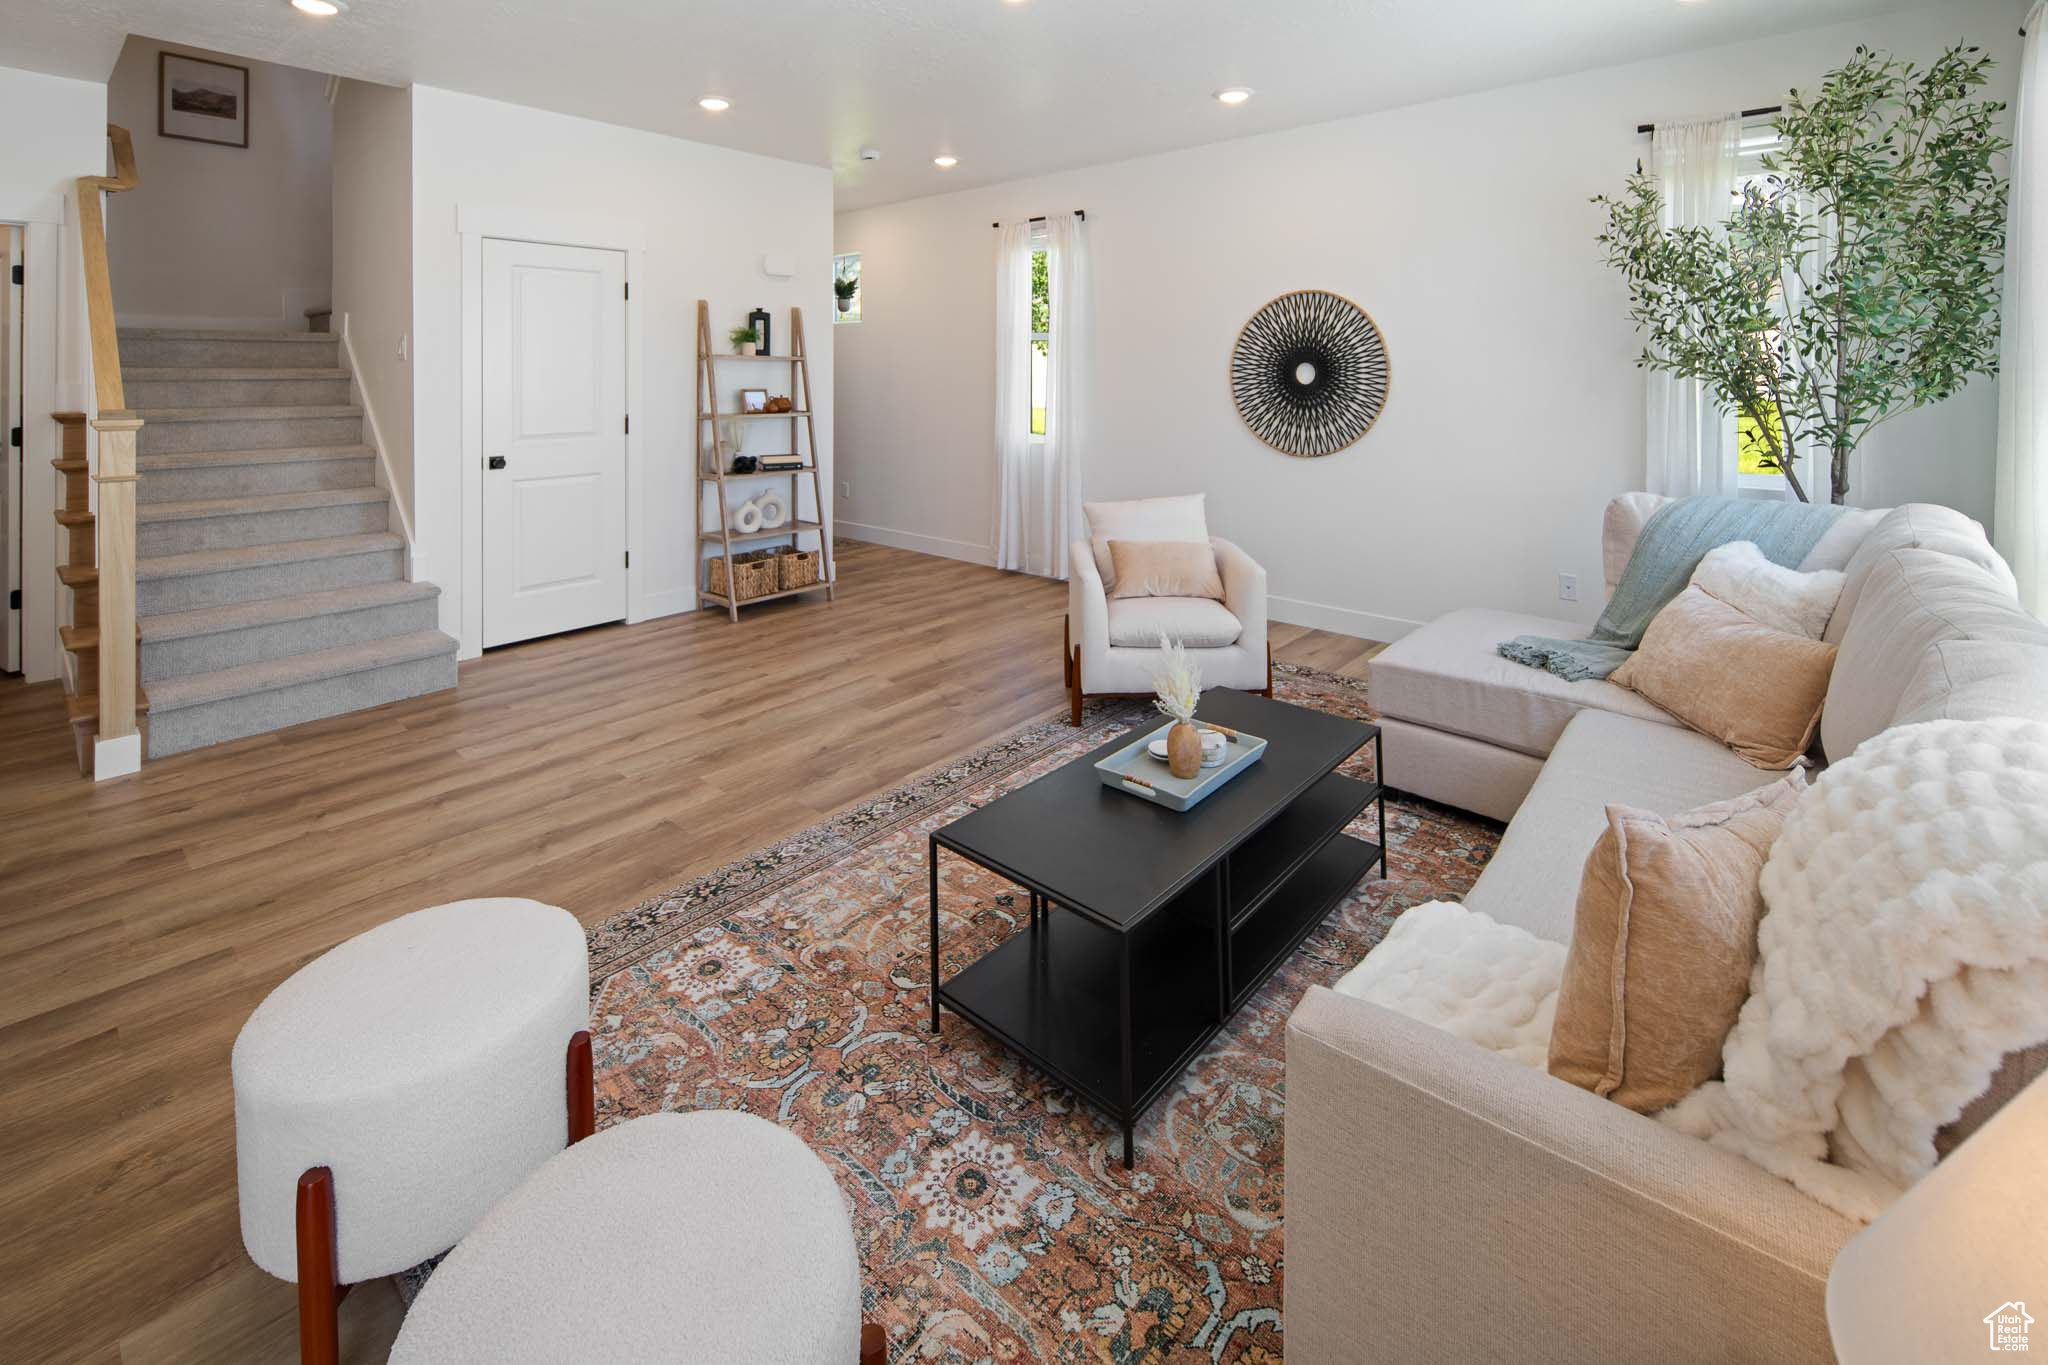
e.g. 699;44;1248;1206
927;690;1382;1167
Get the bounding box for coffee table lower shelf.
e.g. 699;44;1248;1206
934;830;1381;1166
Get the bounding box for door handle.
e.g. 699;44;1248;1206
488;455;508;470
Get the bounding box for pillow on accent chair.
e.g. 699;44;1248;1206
1690;540;1845;640
1107;540;1225;600
1084;494;1209;591
1548;775;1806;1113
1611;587;1837;768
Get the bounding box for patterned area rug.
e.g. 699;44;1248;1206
585;665;1501;1362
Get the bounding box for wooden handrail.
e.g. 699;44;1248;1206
73;125;143;772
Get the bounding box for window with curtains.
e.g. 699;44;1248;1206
1029;228;1050;438
1733;115;1790;493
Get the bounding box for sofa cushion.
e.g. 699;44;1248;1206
1601;494;1880;603
1106;596;1241;649
1371;608;1679;759
1107;539;1224;600
1610;587;1837;770
1463;709;1790;945
1084;494;1208;591
1894;640;2048;729
1824;503;2014;647
1822;547;2048;762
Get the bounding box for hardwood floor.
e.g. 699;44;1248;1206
0;540;1382;1365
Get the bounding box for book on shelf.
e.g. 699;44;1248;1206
758;455;806;471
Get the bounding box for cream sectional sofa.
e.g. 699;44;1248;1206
1284;498;2048;1362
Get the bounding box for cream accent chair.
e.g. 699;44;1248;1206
1065;494;1270;724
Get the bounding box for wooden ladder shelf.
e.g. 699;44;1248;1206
694;301;836;622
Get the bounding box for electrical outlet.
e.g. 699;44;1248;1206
1558;573;1579;603
841;480;851;499
397;332;409;363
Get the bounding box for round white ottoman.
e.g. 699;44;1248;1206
390;1111;868;1364
232;898;589;1292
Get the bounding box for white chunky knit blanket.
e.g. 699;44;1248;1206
1662;717;2048;1223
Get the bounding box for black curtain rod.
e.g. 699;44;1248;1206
992;210;1086;228
1637;105;1782;136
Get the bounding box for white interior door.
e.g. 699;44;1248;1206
482;238;627;648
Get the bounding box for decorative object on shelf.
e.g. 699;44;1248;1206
1230;289;1390;458
755;489;790;529
729;325;760;357
749;307;772;357
776;547;822;591
733;498;765;534
764;394;794;414
708;549;780;602
1151;636;1205;779
740;388;769;413
834;273;859;314
729;454;758;474
159;51;250;148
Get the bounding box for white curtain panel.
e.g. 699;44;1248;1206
1999;4;2048;618
1643;114;1742;499
1040;211;1091;580
992;221;1037;573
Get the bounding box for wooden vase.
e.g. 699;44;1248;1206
1167;721;1203;779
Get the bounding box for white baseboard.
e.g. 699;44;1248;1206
641;584;700;620
837;521;995;567
94;732;142;781
1269;593;1420;645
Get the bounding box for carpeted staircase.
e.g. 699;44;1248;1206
120;327;457;758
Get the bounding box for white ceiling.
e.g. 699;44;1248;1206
1;0;1956;209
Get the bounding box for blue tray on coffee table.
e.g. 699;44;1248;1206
1094;721;1268;812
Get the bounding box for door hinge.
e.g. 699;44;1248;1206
623;281;630;300
624;550;631;568
9;263;20;286
8;425;19;448
7;589;20;610
623;414;630;435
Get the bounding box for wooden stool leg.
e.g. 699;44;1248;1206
295;1167;341;1365
1069;647;1084;726
860;1321;886;1365
1062;616;1072;688
567;1029;595;1144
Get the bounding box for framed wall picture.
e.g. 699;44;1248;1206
159;52;250;148
739;388;769;414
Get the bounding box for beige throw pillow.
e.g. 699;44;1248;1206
1548;776;1805;1113
1611;586;1837;769
1107;540;1225;601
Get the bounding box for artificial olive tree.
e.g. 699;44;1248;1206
1597;44;2010;503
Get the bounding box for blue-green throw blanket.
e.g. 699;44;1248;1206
1499;496;1846;681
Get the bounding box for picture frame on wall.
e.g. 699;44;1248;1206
159;51;250;148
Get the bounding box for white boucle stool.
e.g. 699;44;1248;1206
390;1111;885;1365
231;898;592;1365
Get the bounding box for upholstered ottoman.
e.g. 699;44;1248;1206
390;1110;878;1364
231;898;592;1364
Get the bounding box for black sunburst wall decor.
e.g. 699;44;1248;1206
1229;290;1390;457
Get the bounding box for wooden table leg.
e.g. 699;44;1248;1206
567;1029;595;1144
295;1167;341;1365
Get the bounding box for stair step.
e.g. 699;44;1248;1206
144;628;458;758
53;458;88;473
56;509;93;527
126;366;352;380
134;406;365;456
142;581;443;681
60;623;139;653
119;329;340;369
58;565;98;590
138;532;406;614
135;405;364;422
126;369;353;407
137;487;389;556
138;445;378;501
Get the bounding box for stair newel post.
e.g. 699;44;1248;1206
88;412;142;777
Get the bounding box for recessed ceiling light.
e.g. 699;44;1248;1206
290;0;346;14
1215;87;1254;106
933;155;959;168
699;96;731;112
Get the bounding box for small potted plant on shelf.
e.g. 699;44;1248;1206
729;324;760;357
833;274;859;314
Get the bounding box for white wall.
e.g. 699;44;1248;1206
331;79;414;536
0;64;106;682
833;0;2026;640
408;86;835;653
105;37;332;331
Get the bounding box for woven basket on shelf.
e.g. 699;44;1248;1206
709;549;780;601
776;548;822;591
